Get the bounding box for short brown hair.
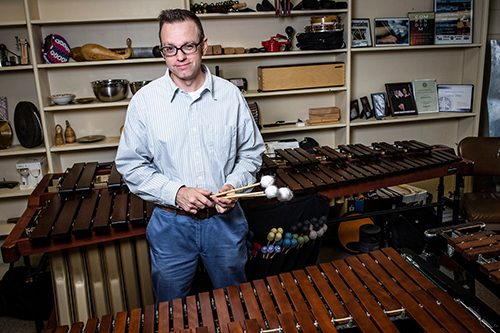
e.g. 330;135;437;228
158;9;205;44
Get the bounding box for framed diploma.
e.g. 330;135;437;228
437;84;474;112
435;0;473;44
351;19;372;48
412;79;439;113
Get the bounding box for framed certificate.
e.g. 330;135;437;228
437;84;474;112
351;19;372;48
412;79;439;113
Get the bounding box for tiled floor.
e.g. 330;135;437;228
0;241;498;333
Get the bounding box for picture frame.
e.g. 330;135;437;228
371;92;388;118
374;18;409;46
351;18;372;48
385;82;417;116
350;99;360;121
412;79;439;113
437;84;474;112
435;0;473;44
360;96;374;119
408;12;435;46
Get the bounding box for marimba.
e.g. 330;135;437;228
42;247;495;333
426;222;500;298
1;140;472;263
0;141;474;328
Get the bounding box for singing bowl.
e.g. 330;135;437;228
129;80;152;95
91;79;129;102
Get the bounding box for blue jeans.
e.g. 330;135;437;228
146;203;248;304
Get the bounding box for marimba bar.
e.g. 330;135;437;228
43;247;492;333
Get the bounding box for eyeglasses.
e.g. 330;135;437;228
160;39;203;57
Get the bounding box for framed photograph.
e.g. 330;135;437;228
412;79;439;113
437;84;474;112
374;18;409;46
371;92;388;118
385;82;417;116
350;99;360;121
360;96;374;119
408;12;435;45
351;18;372;48
435;0;473;44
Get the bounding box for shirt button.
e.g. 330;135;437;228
192;128;197;132
198;176;203;180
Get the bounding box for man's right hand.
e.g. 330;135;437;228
175;187;214;214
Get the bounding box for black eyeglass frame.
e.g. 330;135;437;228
160;39;204;57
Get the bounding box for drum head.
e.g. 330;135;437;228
14;101;44;148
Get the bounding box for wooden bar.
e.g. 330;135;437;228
213;288;231;333
111;189;128;228
128;308;142;333
239;282;266;329
172;298;184;333
226;285;246;324
186;295;199;330
144;304;156;333
72;191;99;236
30;194;64;244
92;189;113;233
113;311;128;333
76;161;98;192
51;194;80;240
59;162;85;193
253;279;280;329
158;301;170;333
198;292;216;333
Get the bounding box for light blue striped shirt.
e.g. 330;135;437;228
115;66;265;207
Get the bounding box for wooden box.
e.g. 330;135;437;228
258;62;345;92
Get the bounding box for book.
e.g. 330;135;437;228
408;12;435;45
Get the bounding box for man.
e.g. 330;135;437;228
115;9;265;303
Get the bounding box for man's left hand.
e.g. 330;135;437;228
212;184;238;214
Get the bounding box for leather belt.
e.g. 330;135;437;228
158;205;218;219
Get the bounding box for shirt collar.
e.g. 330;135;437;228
164;65;214;103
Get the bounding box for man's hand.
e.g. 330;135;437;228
212;184;238;214
176;187;214;214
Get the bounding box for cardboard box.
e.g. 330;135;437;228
16;157;47;189
258;62;345;92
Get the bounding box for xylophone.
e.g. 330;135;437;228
42;247;494;333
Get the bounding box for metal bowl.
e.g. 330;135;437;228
91;79;129;102
130;80;152;95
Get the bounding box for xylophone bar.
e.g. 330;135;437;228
44;248;492;333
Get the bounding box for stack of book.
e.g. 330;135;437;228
307;106;341;125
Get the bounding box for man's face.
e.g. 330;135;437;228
160;20;207;85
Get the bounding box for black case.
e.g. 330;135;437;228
296;31;344;50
